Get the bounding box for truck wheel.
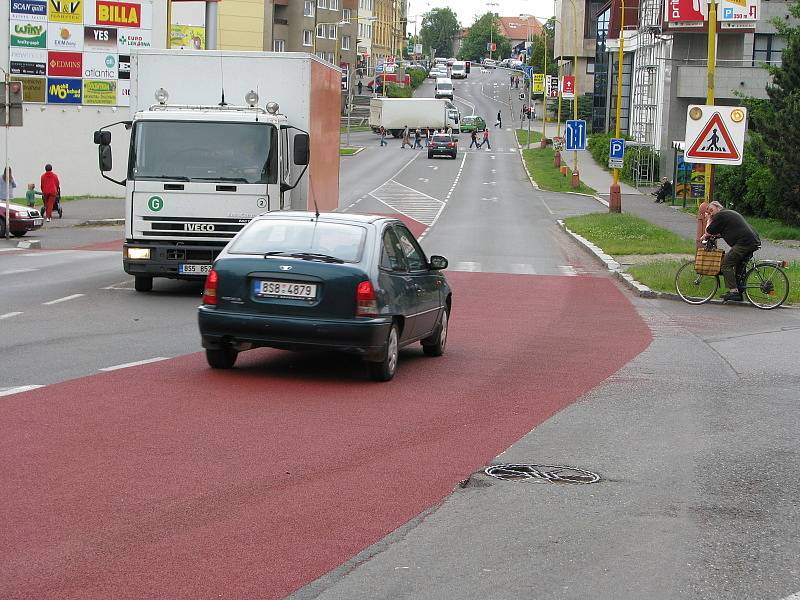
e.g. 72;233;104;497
206;347;238;369
134;276;153;292
427;152;433;159
0;218;5;237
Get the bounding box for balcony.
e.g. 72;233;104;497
676;62;770;100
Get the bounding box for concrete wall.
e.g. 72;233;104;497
219;0;265;50
0;1;167;198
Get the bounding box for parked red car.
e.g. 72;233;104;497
0;201;44;237
367;73;412;89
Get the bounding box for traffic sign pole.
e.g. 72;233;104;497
705;0;718;205
609;0;625;213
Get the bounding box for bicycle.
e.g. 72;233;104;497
675;239;790;309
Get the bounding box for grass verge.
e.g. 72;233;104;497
522;148;596;195
564;212;696;255
629;259;800;305
516;128;542;146
339;147;362;156
340;126;372;133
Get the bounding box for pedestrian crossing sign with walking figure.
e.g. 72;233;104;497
684;105;747;165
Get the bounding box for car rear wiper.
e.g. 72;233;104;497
289;252;345;263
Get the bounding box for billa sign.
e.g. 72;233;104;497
48;0;83;24
48;51;82;77
96;1;141;27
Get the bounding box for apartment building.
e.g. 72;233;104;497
553;0;599;97
372;0;407;64
357;0;376;74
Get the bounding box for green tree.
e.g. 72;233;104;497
527;18;557;77
419;8;460;60
746;0;800;224
457;13;511;62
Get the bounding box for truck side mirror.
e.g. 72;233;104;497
293;133;310;166
99;144;113;172
94;130;111;145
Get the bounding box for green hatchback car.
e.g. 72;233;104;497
460;115;487;133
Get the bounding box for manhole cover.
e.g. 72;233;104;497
484;464;600;484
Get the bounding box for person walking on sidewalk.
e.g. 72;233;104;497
40;164;60;222
401;125;411;149
413;128;423;149
701;201;761;302
357;80;363;95
480;128;491;150
379;126;388;146
495;110;502;128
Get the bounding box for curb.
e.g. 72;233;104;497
80;218;124;226
557;219;657;298
341;146;365;156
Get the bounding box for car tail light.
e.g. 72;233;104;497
447;143;454;148
356;280;378;317
202;270;218;305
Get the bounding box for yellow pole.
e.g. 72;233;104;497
557;21;563;139
609;0;624;211
541;28;547;147
570;0;580;187
705;0;717;204
166;0;172;48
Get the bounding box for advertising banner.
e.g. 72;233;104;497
118;54;130;80
84;25;117;51
82;52;118;79
48;0;83;24
561;75;575;98
48;50;82;77
47;77;82;103
96;1;142;27
83;79;116;104
719;0;759;21
117;27;151;51
664;0;705;27
47;22;83;50
11;48;48;75
11;1;48;21
116;78;130;106
170;24;204;49
532;73;545;94
17;76;47;102
10;20;47;47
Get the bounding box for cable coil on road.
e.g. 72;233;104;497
485;464;601;484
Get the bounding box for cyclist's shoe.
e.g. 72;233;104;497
720;291;743;302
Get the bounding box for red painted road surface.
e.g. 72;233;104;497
0;272;651;599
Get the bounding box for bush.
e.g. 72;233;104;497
549;95;592;121
385;83;412;98
409;69;426;89
714;136;780;220
587;133;659;185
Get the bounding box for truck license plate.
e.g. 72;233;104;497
179;264;212;275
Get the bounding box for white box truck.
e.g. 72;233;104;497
93;50;341;292
369;97;461;137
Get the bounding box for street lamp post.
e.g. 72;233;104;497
487;2;499;61
562;0;580;188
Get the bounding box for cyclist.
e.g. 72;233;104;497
701;200;761;302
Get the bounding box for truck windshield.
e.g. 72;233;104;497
130;121;277;184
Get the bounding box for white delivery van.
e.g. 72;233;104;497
93;50;341;292
450;61;467;79
435;78;454;100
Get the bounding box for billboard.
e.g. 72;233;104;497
7;0;154;105
665;0;759;27
170;24;204;49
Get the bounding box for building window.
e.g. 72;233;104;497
304;1;314;17
586;58;595;74
327;24;337;39
342;35;351;50
330;0;339;9
608;51;633;135
342;8;351;21
753;34;786;66
303;29;313;46
317;0;327;8
591;6;610;133
273;39;286;52
317;24;325;37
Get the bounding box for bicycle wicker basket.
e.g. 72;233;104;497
695;248;724;275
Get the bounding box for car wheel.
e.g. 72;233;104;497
134;276;153;292
206;346;238;369
422;309;448;357
427;152;433;159
368;324;399;382
0;218;5;237
12;231;26;237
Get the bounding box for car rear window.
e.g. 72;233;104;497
228;219;366;263
432;135;453;143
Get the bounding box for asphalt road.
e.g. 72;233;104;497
2;67;800;600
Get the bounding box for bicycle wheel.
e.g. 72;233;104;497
743;264;789;309
675;261;719;304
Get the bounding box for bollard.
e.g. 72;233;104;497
571;171;580;189
554;151;561;168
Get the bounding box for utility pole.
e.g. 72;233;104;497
609;0;625;212
705;0;717;204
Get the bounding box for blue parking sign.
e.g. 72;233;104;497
609;138;625;159
523;65;534;80
565;120;587;151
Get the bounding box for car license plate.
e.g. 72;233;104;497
254;280;317;299
179;264;212;275
33;219;43;226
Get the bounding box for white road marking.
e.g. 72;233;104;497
452;261;481;272
42;293;84;305
0;268;38;275
21;251;73;257
559;265;579;276
102;280;134;290
480;197;498;203
0;247;21;252
0;311;23;319
99;357;170;372
369;181;444;226
511;264;537;274
482;182;496;185
0;385;45;397
418;177;429;182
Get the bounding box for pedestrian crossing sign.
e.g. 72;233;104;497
684;105;747;165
